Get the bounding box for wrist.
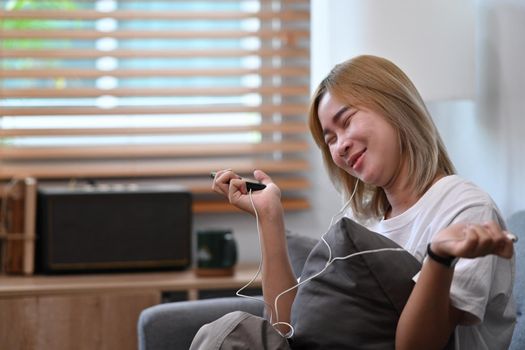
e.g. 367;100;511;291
258;200;284;218
426;243;459;268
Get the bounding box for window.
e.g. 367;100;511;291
0;0;310;212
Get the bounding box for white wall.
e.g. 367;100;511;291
307;0;525;218
311;0;477;101
195;0;525;264
430;0;525;217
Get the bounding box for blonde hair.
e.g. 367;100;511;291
308;55;456;220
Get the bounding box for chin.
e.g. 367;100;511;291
356;172;379;187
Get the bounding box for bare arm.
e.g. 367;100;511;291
257;205;299;331
396;222;514;350
396;255;463;349
212;169;298;331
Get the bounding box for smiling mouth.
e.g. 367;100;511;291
349;149;366;168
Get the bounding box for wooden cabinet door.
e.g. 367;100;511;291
0;291;160;350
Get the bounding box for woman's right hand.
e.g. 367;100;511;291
211;169;283;217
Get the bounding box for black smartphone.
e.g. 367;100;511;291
210;171;266;191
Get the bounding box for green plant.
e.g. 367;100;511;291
1;0;78;74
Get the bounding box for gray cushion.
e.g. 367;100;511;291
289;218;421;349
286;230;319;278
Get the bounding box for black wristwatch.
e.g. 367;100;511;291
426;243;459;268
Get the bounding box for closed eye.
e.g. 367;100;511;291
343;109;357;127
324;134;336;146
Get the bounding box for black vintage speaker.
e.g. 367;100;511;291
35;185;192;273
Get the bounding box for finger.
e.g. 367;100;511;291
459;225;482;258
482;221;514;257
468;223;512;258
482;221;506;242
496;233;515;259
483;221;507;247
482;220;501;233
253;169;273;185
494;240;514;258
490;227;516;258
227;178;253;215
216;169;239;183
229;178;247;197
211;170;228;194
212;169;229;180
212;169;240;194
468;224;495;256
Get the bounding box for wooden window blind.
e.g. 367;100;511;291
0;0;310;213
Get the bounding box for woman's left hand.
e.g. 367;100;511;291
431;221;514;260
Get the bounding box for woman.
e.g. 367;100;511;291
212;55;516;349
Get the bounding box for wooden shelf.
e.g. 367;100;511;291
0;265;261;350
0;265;261;298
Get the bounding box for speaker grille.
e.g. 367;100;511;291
36;187;192;273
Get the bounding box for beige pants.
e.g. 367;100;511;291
190;311;290;350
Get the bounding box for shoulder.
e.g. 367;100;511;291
422;175;503;226
431;175;492;203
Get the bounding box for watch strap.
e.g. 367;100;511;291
426;243;458;268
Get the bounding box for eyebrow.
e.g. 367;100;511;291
322;106;349;137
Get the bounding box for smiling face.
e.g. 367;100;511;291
308;56;455;218
318;91;404;190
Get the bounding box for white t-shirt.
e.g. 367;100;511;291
366;175;516;350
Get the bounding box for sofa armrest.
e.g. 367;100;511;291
138;232;317;350
138;297;264;350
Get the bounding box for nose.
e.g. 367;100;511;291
336;137;352;158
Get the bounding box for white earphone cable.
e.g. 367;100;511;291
235;180;404;339
234;180;513;339
235;189;274;319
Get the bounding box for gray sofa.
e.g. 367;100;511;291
138;212;525;350
138;232;316;350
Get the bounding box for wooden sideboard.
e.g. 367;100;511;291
0;265;261;350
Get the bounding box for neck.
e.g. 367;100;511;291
383;170;444;220
384;185;419;220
